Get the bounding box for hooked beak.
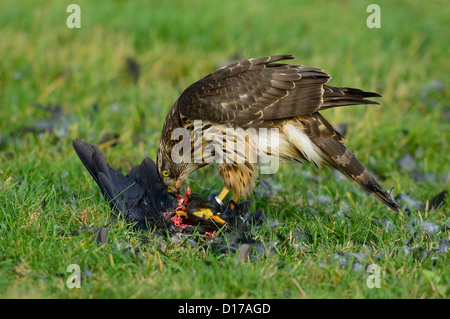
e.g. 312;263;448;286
167;179;182;198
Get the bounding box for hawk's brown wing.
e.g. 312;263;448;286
176;55;332;128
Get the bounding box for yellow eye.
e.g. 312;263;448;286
167;186;174;192
162;170;169;177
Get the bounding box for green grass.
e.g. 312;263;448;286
0;0;449;298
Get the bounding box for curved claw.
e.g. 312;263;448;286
193;208;225;224
175;210;188;217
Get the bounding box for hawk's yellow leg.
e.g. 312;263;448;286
230;193;240;210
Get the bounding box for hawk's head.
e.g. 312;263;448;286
156;101;208;197
156;139;204;197
157;144;181;197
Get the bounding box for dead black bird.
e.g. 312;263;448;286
73;138;174;230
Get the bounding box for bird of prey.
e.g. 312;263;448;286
156;55;400;220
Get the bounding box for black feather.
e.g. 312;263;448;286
73;138;175;230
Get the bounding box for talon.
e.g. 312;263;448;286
194;208;225;224
211;215;226;224
175;210;188;217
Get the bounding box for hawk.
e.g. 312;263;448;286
157;55;400;220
